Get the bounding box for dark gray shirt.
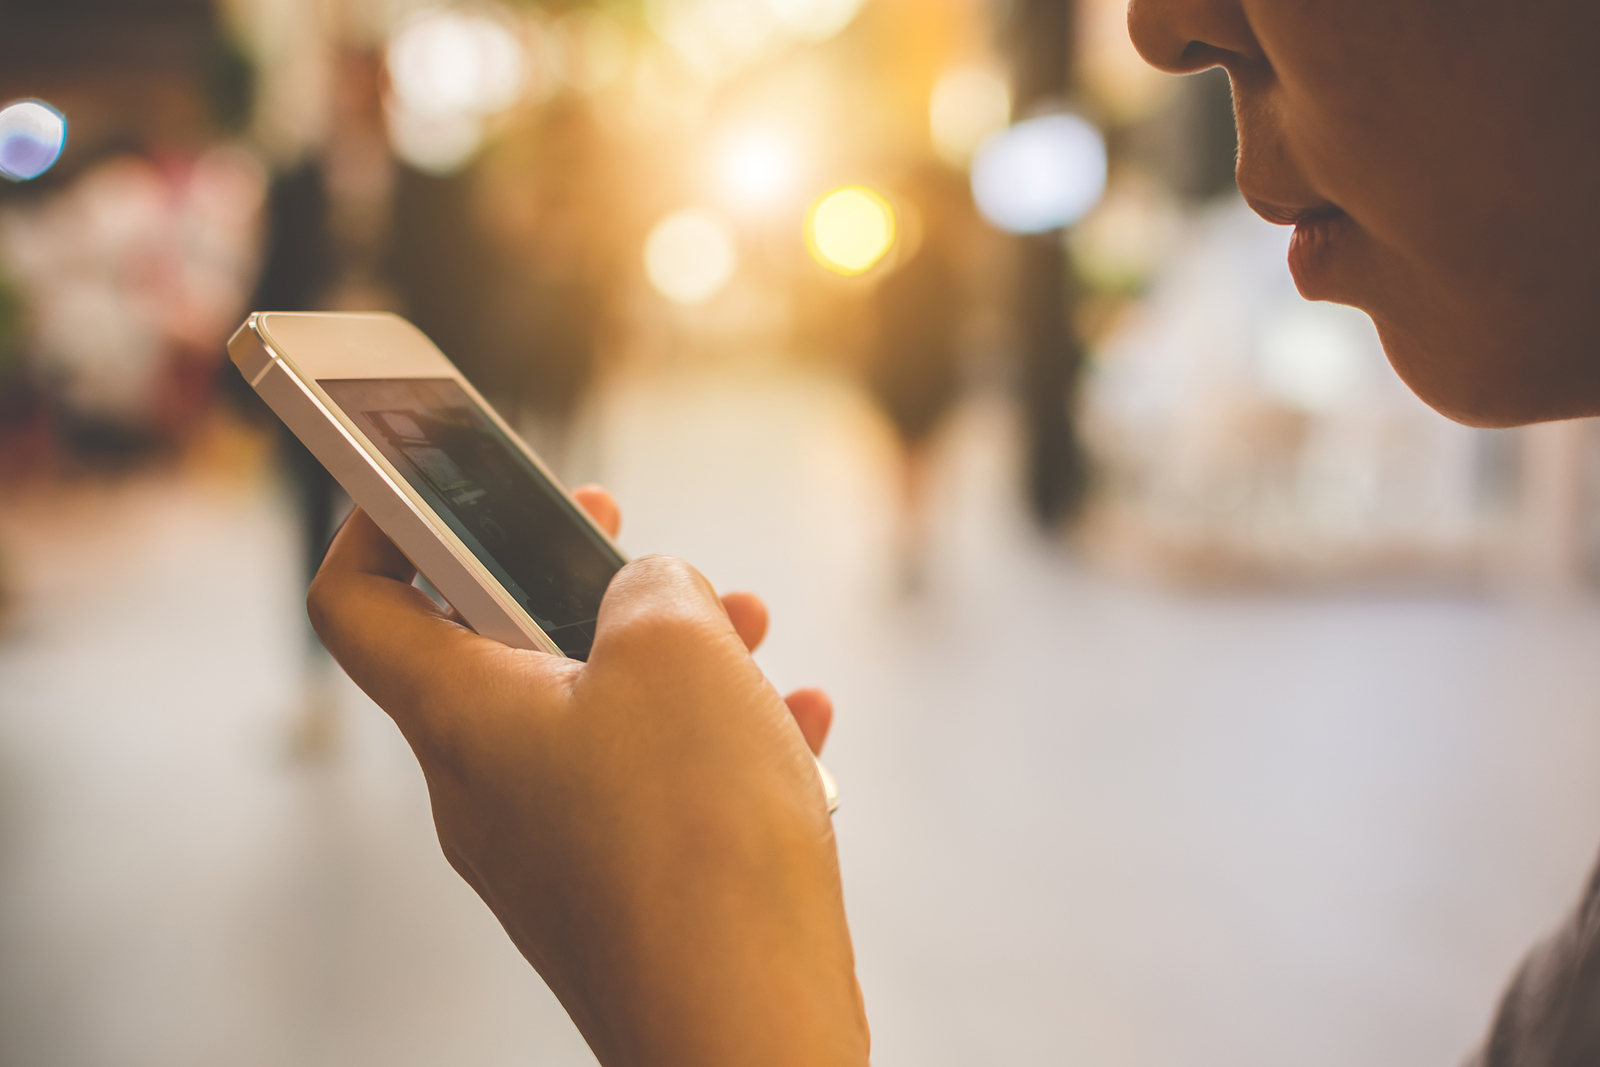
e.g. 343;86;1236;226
1471;856;1600;1065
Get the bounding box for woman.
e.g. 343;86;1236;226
307;1;1600;1063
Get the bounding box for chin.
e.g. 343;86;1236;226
1293;219;1599;425
1373;316;1600;428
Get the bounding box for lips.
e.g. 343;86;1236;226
1285;209;1350;295
1241;192;1352;296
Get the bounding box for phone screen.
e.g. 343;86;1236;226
321;378;624;660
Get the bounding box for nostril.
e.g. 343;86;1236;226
1180;40;1224;67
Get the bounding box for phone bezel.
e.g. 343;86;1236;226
229;311;627;656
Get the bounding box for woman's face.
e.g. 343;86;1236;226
1128;0;1600;427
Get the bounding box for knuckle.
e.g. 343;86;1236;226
605;556;717;634
304;575;330;635
304;570;353;647
622;552;702;589
605;604;714;662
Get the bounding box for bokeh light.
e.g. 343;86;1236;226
388;8;525;116
805;186;895;275
970;113;1107;235
712;126;803;211
1069;169;1181;292
647;0;865;78
928;67;1010;166
645;207;740;304
759;0;868;42
649;0;781;79
385;7;526;175
386;108;487;176
555;9;629;93
0;99;67;183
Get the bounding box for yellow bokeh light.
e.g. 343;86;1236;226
805;186;895;276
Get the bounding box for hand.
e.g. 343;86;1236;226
306;487;869;1067
569;488;836;757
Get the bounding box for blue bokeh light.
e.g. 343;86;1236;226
970;112;1106;235
0;99;68;182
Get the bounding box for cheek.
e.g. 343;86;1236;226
1251;14;1522;303
1272;28;1583;314
1279;96;1446;277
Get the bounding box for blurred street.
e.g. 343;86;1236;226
4;371;1600;1067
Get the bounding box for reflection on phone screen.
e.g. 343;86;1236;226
321;378;623;660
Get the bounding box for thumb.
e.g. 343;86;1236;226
590;554;748;656
583;555;784;737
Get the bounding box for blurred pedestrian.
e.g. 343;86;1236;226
865;165;972;592
245;47;405;755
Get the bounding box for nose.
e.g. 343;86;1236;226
1127;0;1330;225
1126;0;1264;76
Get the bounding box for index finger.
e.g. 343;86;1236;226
571;484;621;539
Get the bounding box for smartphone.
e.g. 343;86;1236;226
229;312;838;807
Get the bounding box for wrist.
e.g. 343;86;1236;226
555;827;870;1067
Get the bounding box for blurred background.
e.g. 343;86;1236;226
4;0;1600;1064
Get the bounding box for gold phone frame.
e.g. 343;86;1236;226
229;311;624;655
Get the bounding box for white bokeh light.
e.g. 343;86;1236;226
712;126;803;210
645;208;739;304
388;8;525;116
0;99;67;182
385;7;526;174
648;0;780;78
386;107;487;176
759;0;867;42
970;113;1107;235
928;67;1010;166
647;0;864;76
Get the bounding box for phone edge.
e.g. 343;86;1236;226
229;314;565;656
